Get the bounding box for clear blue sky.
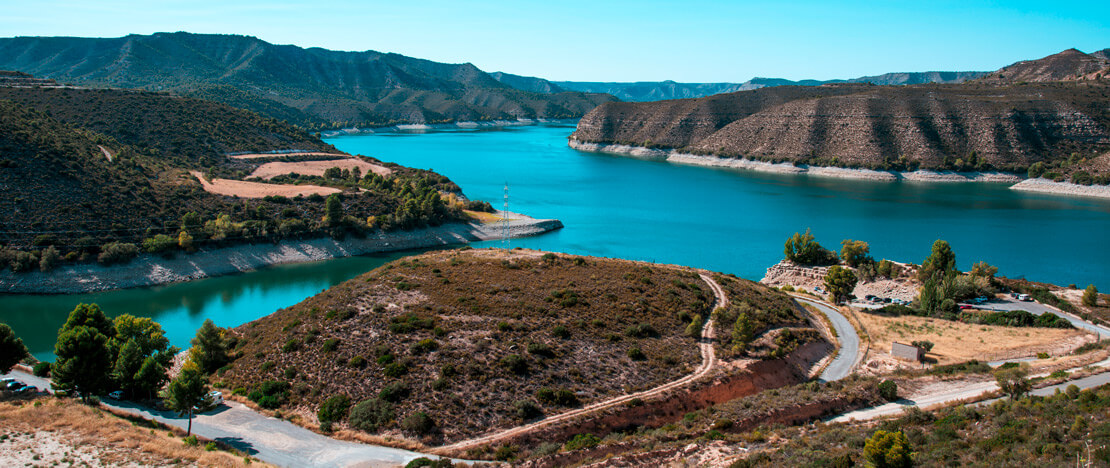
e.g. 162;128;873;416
3;0;1108;82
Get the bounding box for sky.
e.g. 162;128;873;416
2;0;1108;82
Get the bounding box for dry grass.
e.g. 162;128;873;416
463;210;506;224
190;171;341;198
223;248;722;444
0;397;261;467
229;152;344;160
856;311;1092;365
249;158;391;180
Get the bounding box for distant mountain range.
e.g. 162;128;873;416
491;71;988;102
569;48;1110;175
0;32;615;130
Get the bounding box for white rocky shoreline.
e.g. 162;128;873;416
323;118;576;136
569;139;1025;183
0;213;562;294
570;139;1110;199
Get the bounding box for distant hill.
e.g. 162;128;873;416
0;32;616;129
571;80;1110;174
490;72;986;102
981;48;1110;83
0;82;467;265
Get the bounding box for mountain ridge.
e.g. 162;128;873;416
0;32;616;129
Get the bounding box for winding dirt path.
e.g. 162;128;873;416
439;272;727;454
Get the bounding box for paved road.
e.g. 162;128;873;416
831;357;1110;422
977;297;1110;338
1;369;446;468
794;296;860;381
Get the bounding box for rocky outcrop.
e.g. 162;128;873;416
571;81;1110;171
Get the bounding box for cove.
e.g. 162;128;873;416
4;121;1110;359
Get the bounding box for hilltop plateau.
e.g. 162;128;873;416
217;249;829;452
0;32;615;129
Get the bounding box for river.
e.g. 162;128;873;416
3;121;1109;359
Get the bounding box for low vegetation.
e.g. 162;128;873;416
711;274;823;359
0;397;256;467
731;383;1110;466
0;86;478;272
213;249;799;444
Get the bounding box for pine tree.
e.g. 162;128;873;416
0;323;29;373
189;319;228;374
165;362;208;436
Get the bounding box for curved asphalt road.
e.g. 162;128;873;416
1;368;447;468
794;296;861;381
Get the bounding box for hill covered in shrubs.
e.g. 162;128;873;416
217;249;742;445
0;84;470;272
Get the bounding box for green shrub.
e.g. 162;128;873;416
401;412;435;435
552;325;570;338
878;380;898;401
349;398;394;432
627;347;646;360
349;356;367;368
405;457;453;468
389;313;436;333
527;342;555;357
284;367;297;379
623;323;657;338
183;435;198;446
282;338;300;352
564;433;601;451
501;354;528;374
410;338;438;354
97;242;139;265
513;399;543;420
321;338;341;353
248;381;290;409
537;388;579;407
32;362;51;377
379;382;410;403
383;362;408;378
260;361;276;372
317;394;351;426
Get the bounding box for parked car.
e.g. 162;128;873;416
108;390;124;400
959;304;974;310
0;377;16;385
6;380;24;391
972;296;989;304
1019;294;1033;302
208;390;224;405
16;386;37;395
1010;292;1021;299
864;294;876;301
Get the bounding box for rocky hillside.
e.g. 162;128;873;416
571;80;1110;173
981;48;1110;83
218;249;825;446
0;82;465;262
0;32;615;129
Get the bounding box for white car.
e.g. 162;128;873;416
208;390;223;405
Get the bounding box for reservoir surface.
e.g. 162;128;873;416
4;121;1109;359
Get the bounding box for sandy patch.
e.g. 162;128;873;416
1010;178;1110;199
856;311;1093;366
249;158;391;180
97;145;114;162
191;171;340;198
228;152;345;160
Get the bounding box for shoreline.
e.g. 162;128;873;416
1009;178;1110;200
0;213;562;294
323;118;577;137
568;139;1023;183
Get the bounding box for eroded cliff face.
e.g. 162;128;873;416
571;82;1110;170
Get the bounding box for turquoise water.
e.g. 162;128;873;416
3;121;1109;359
1;253;414;361
331;122;1110;287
